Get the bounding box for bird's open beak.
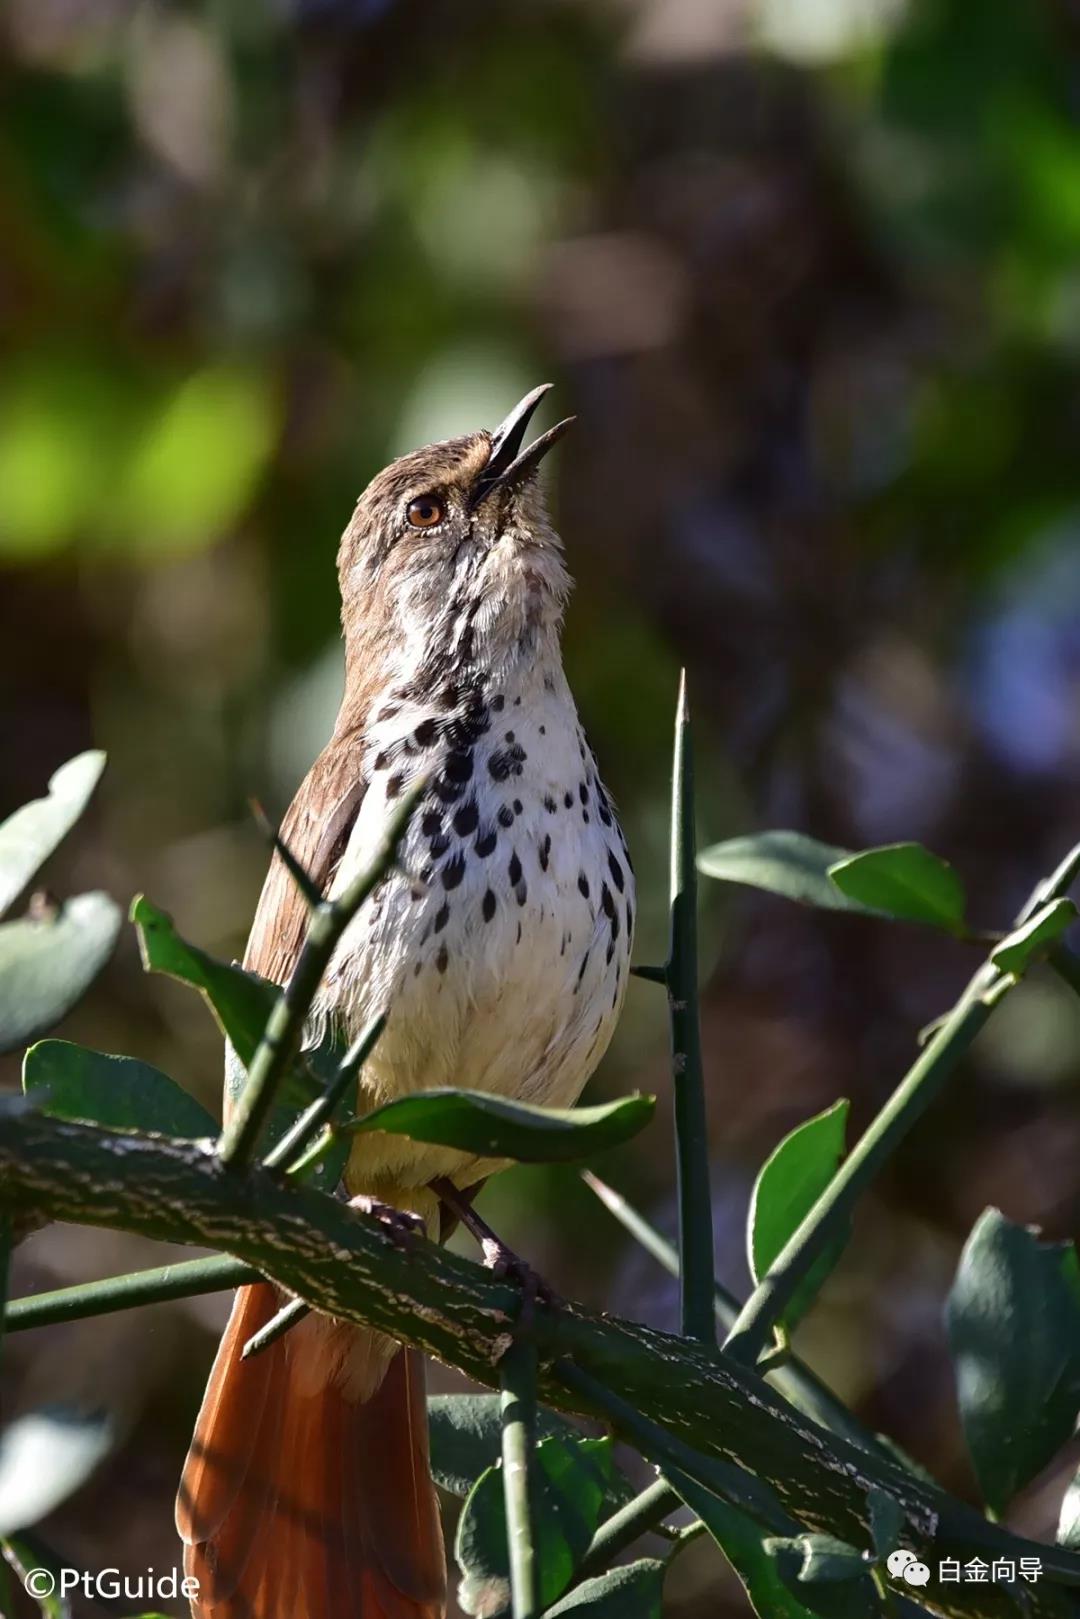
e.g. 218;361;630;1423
471;384;574;508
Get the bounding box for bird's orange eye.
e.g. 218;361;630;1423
407;494;445;528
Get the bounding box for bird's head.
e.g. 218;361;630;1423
337;387;573;687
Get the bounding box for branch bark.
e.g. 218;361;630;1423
2;1106;1078;1619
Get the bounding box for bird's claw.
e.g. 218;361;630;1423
348;1195;425;1251
480;1237;558;1310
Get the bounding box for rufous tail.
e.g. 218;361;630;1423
177;1283;445;1618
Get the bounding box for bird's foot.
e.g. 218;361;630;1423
348;1194;425;1252
480;1236;558;1311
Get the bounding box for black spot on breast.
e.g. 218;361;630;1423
482;889;496;922
475;827;497;858
442;852;466;890
434;902;450;933
579;782;589;804
488;745;526;782
582;811;590;824
539;835;551;872
413;960;423;976
508;852;522;887
453;799;479;836
516;881;528;906
516;920;522;943
436;943;449;973
445;750;473;784
434;775;464;805
414;718;438;748
376;702;400;724
513;798;523;815
497;805;515;828
563;791;573;809
626;899;634;937
544;795;557;814
387;773;405;799
575;950;590;990
373;749;390;771
601;882;616;920
505;730;515;743
605;941;615;966
429;833;450;859
539;725;546;735
491;694;505;712
607;852;625;892
598;798;613;827
578;872;590;899
422;810;442;838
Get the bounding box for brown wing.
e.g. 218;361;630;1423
244;731;368;988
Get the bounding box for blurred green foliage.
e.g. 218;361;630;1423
4;0;1080;1611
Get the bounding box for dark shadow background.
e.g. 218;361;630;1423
4;0;1080;1612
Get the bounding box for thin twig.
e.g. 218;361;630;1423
668;672;716;1344
500;1339;540;1619
218;783;423;1169
263;1011;386;1172
573;1476;680;1583
241;1294;310;1359
5;1252;258;1333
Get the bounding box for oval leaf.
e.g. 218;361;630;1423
132;895;323;1112
347;1088;654;1164
698;832;867;913
23;1040;216;1139
946;1207;1080;1515
544;1559;666;1618
991;899;1077;976
828;843;966;931
456;1435;614;1615
0;1408;113;1536
749;1099;850;1332
428;1395;634;1509
0;892;121;1054
0;752;106;919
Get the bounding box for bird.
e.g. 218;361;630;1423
175;386;635;1618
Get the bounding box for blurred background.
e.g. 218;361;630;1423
4;0;1080;1611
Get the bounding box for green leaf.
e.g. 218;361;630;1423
946;1207;1080;1515
543;1559;666;1618
131;894;279;1075
666;1469;821;1619
828;843;966;931
765;1536;877;1619
748;1099;850;1331
991;899;1077;975
698;832;868;913
347;1088;655;1164
23;1040;216;1139
428;1396;635;1512
0;892;121;1054
0;752;106;918
455;1435;613;1614
0;1408;113;1535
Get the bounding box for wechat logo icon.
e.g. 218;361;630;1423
887;1549;931;1587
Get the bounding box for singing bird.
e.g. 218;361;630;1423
176;388;635;1618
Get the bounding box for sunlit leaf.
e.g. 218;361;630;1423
946;1208;1080;1515
0;1409;113;1535
455;1435;613;1615
764;1534;877;1618
428;1395;633;1510
543;1559;666;1618
0;752;106;918
828;843;966;931
23;1040;216;1139
748;1099;850;1331
0;893;121;1054
698;832;868;913
991;899;1076;975
347;1088;654;1164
